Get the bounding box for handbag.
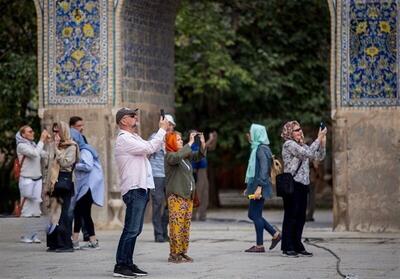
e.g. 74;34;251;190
193;190;200;208
54;172;73;192
13;199;26;217
13;155;25;181
276;160;303;197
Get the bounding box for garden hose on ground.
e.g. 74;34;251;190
304;238;358;279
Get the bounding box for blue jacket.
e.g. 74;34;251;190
191;143;208;169
74;149;105;206
245;144;273;199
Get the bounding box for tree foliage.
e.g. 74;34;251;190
175;0;331;167
0;0;39;213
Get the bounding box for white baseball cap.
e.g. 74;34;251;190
165;114;176;126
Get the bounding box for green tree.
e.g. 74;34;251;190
175;0;330;197
0;0;39;213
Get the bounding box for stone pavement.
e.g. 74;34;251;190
0;209;399;279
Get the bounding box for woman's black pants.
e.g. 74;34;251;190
73;189;95;237
281;181;309;252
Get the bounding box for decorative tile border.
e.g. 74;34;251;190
341;0;400;107
48;0;108;105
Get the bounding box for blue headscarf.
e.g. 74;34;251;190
70;128;99;159
245;124;270;183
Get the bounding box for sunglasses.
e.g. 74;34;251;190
293;128;302;132
121;114;136;120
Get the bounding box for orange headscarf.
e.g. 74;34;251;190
165;132;179;152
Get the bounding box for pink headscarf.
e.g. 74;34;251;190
281;120;304;144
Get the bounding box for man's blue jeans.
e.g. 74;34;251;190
116;189;148;266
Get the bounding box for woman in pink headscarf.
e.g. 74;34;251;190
280;121;327;258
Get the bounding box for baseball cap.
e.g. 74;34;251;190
116;107;138;124
165;114;176;126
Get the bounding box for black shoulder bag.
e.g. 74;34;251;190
276;159;303;197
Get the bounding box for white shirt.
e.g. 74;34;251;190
114;128;166;196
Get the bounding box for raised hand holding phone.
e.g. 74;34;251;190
318;122;327;147
158;109;169;130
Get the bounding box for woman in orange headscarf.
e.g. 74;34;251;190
164;131;206;263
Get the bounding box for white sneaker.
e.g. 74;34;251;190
20;236;33;243
72;240;80;250
31;234;41;244
81;239;100;250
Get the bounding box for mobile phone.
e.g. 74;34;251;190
194;133;201;146
320;122;326;130
160;109;165;120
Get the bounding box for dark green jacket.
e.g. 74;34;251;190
165;144;206;199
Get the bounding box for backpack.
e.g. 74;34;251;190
12;155;25;181
270;155;283;186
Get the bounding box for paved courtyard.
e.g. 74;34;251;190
0;209;399;279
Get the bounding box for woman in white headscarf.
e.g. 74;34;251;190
16;125;49;243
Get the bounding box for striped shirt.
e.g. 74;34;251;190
148;133;165;177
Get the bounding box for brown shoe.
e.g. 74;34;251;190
269;233;281;250
245;246;265;253
168;253;183;263
181;253;194;262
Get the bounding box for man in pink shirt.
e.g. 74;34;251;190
113;108;169;278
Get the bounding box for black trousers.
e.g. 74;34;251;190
73;189;95;237
281;181;309;252
47;172;74;250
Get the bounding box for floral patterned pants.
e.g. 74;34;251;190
168;194;193;255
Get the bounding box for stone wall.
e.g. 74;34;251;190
119;0;179;137
41;107;116;226
333;109;400;232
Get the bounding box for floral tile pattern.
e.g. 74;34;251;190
341;0;400;107
48;0;108;104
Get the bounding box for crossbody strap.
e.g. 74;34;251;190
293;159;303;177
20;155;26;166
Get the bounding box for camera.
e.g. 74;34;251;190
320;121;326;130
194;132;202;146
160;109;165;120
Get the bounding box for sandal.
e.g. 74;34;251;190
168;253;183;263
180;253;194;262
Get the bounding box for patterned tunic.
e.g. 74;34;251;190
282;139;326;185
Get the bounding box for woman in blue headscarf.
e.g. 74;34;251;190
244;124;281;253
70;129;104;249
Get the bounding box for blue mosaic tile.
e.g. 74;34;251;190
48;0;108;105
341;0;400;107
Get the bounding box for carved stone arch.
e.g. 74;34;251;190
333;0;400;232
33;0;400;231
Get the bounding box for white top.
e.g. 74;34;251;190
17;141;47;179
114;128;166;196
